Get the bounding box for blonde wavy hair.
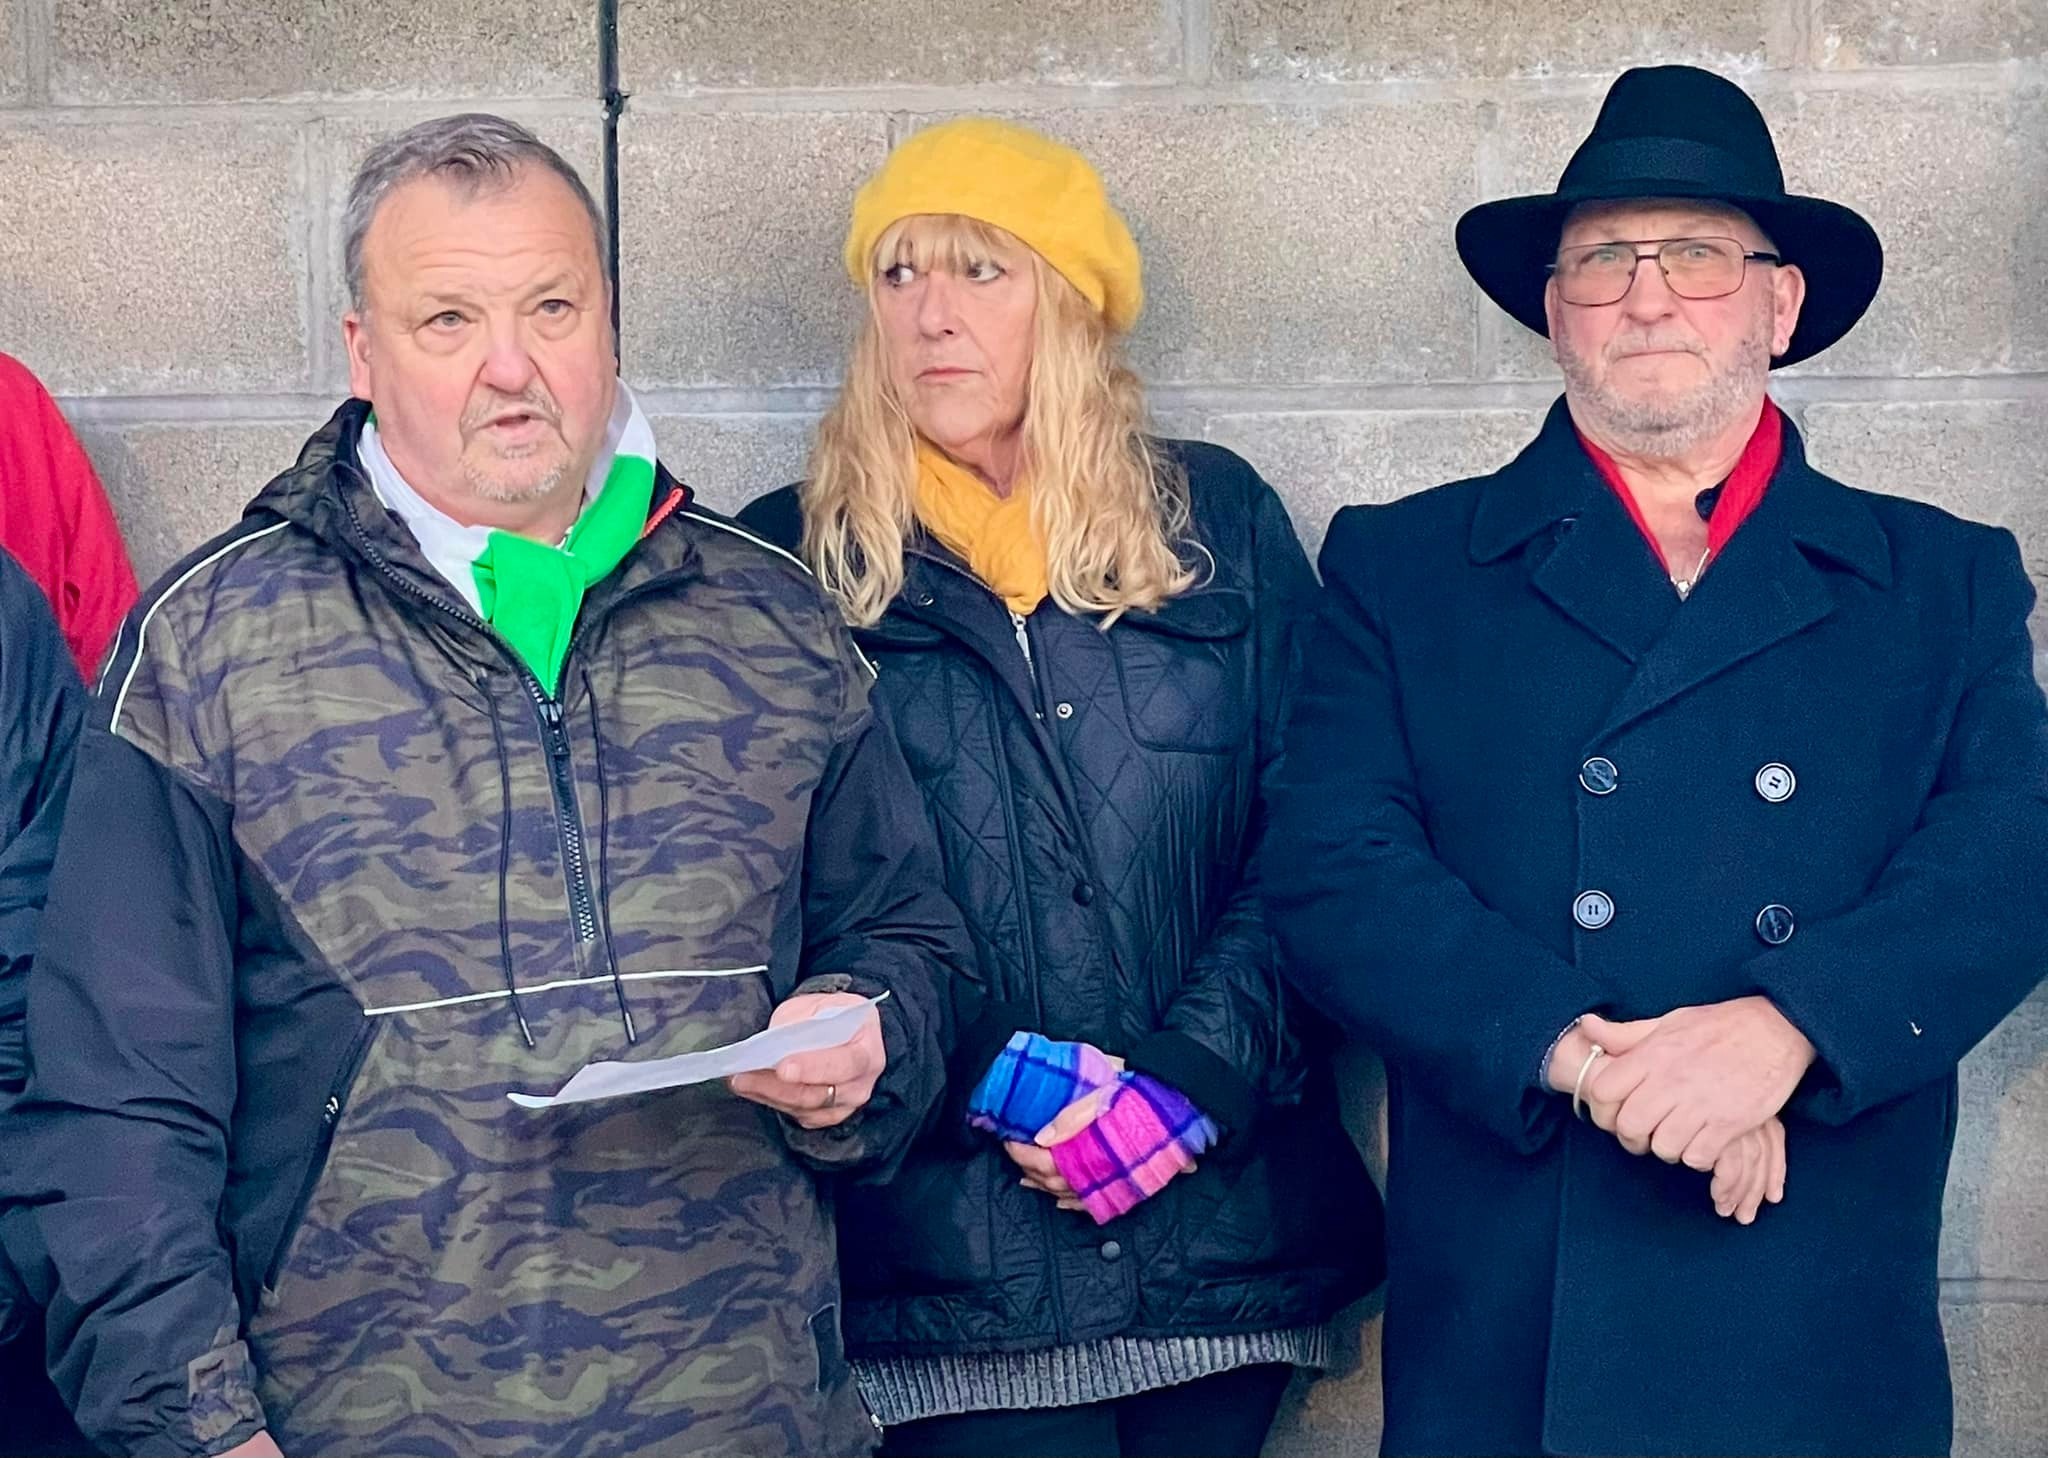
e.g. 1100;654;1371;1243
803;214;1200;628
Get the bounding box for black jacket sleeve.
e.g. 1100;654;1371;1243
0;554;86;1348
738;488;1019;1153
1261;506;1614;1154
776;628;971;1181
1752;527;2048;1122
1126;469;1318;1138
8;721;264;1457
0;553;85;1101
2;591;266;1457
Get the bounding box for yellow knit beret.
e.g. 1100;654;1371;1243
842;117;1144;334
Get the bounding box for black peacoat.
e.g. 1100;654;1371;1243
1262;399;2048;1457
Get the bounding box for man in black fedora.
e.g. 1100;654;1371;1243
1264;64;2048;1456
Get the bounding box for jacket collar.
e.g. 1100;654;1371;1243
1469;397;1891;589
247;399;701;675
1470;396;1895;741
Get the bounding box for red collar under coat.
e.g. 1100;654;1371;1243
1574;398;1785;576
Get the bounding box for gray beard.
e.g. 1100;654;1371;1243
462;458;568;505
1557;309;1774;459
459;386;572;504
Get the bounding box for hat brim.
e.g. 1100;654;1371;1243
1454;183;1883;368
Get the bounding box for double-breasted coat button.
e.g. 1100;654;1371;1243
1099;1239;1123;1262
1756;904;1796;945
1573;890;1615;930
1579;757;1619;795
1755;763;1797;803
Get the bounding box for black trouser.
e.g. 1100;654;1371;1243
879;1362;1295;1458
0;1317;92;1457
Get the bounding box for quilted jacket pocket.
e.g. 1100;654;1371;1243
1113;590;1254;754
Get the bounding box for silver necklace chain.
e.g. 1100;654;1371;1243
1672;545;1712;600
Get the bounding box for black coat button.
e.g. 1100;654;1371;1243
1573;890;1615;930
1579;757;1619;795
1099;1240;1123;1262
1756;904;1796;945
1072;882;1095;906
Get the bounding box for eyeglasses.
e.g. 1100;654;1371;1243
1549;236;1783;306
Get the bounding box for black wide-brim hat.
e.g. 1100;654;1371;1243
1455;65;1882;368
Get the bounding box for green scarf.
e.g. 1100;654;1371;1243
471;394;658;695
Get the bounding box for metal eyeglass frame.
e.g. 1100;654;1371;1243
1547;236;1784;305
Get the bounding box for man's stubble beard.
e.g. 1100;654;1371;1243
462;453;569;505
1557;299;1773;458
459;385;572;505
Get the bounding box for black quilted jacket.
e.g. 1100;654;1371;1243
741;441;1382;1357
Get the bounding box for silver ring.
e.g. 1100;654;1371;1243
824;1083;838;1109
1572;1043;1606;1122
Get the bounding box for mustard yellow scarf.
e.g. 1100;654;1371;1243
913;442;1048;615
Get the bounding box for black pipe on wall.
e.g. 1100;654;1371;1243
599;0;628;361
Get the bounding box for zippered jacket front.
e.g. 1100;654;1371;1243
0;399;966;1458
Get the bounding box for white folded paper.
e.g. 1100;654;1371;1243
508;994;885;1110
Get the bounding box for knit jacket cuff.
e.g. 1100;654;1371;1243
952;987;1037;1092
1125;1030;1257;1138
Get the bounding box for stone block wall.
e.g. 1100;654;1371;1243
1;2;2042;1451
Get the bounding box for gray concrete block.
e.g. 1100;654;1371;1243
972;104;1488;386
1818;0;2048;65
1944;1300;2048;1458
1801;401;2048;540
1496;328;1565;382
620;0;1178;90
314;113;605;392
1492;85;2041;380
0;121;309;395
618;111;887;390
1770;86;2033;377
649;412;819;517
1202;408;1547;556
0;0;25;107
1943;996;2048;1282
79;420;324;585
1149;407;1212;445
49;0;592;103
1214;0;1786;81
2011;89;2048;374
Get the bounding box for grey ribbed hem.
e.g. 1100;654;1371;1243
855;1327;1329;1426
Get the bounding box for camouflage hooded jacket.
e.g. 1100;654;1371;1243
0;400;965;1457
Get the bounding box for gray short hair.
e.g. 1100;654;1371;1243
341;113;608;312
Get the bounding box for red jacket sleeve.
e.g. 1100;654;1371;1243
0;353;140;679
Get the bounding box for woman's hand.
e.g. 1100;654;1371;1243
1004;1081;1120;1208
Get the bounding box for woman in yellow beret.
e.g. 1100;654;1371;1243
740;117;1381;1458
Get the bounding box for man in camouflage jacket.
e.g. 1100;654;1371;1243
0;116;963;1458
